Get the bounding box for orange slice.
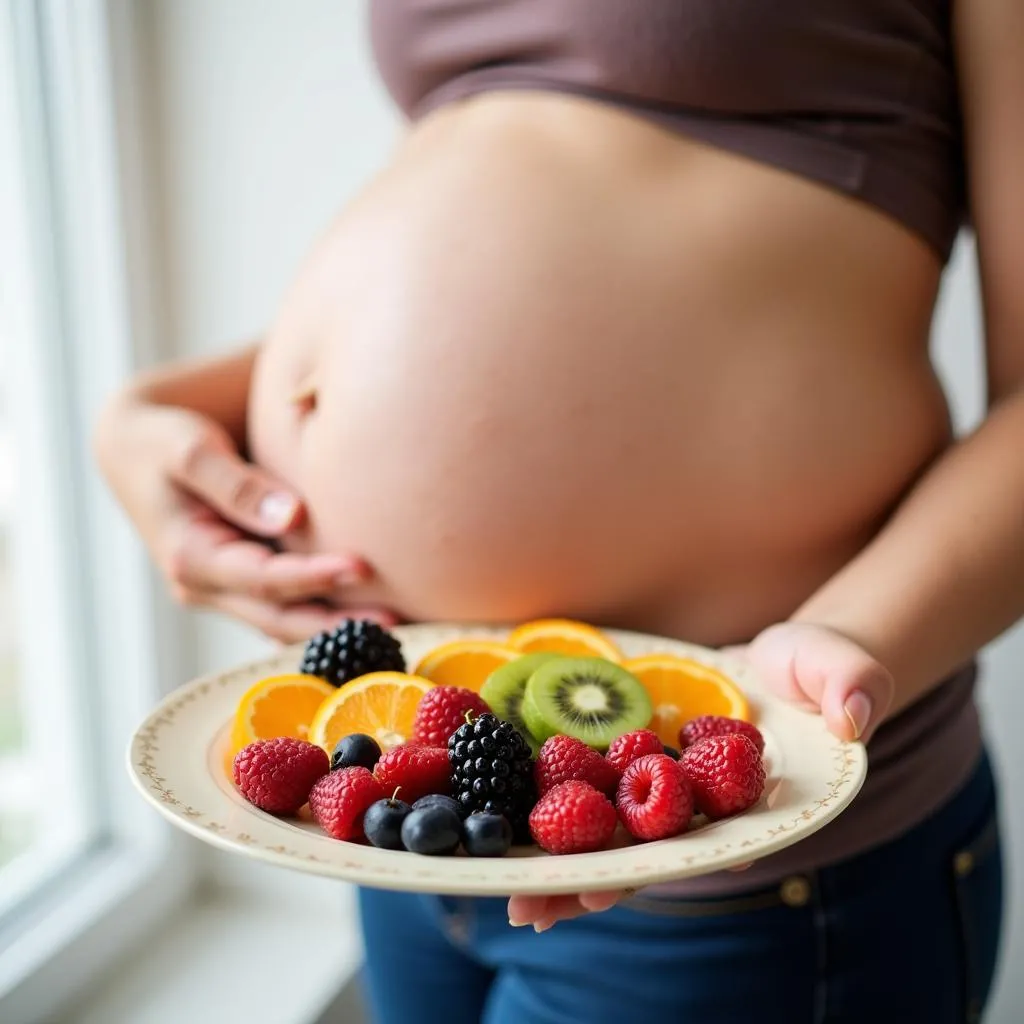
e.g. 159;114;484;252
507;618;622;662
412;641;517;693
230;673;338;757
308;672;434;753
623;654;751;747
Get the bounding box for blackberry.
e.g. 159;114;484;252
448;713;537;841
300;620;405;688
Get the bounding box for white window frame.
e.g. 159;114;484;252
0;1;197;1018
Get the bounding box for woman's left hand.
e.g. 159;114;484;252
506;620;895;930
508;890;627;932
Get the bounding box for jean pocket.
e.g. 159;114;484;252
950;802;1004;1023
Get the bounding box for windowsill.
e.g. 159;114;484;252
65;869;365;1024
0;832;191;1020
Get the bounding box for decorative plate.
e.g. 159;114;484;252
126;623;866;896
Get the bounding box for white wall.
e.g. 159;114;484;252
141;2;1024;1019
141;0;400;675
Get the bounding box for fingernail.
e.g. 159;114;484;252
844;690;873;740
533;922;551;934
508;917;527;928
259;492;298;527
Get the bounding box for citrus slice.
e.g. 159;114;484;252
308;671;434;753
412;641;517;693
507;619;622;661
623;654;751;747
230;673;338;756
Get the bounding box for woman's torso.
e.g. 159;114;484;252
249;91;951;641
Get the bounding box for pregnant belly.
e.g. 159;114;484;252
248;93;950;643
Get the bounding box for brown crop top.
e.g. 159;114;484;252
368;0;967;260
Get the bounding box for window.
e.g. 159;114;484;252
0;351;96;920
0;0;101;921
0;2;194;1017
0;379;29;873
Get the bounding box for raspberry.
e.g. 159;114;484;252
680;734;766;819
616;753;693;841
309;766;385;840
374;744;452;804
605;729;665;774
411;686;492;747
528;780;618;855
534;735;621;798
232;737;329;815
679;715;765;755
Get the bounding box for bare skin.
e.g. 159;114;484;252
250;92;948;642
96;0;1024;934
92;351;397;638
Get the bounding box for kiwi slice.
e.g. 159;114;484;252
522;657;653;750
480;652;558;755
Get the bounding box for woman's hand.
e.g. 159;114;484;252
507;890;626;933
735;620;894;744
94;396;392;642
505;621;894;931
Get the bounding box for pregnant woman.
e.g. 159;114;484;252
96;3;1021;1022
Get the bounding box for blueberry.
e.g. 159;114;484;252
331;733;381;772
364;797;412;850
662;744;681;761
400;806;463;856
464;812;513;857
413;794;468;820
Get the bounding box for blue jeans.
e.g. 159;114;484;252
357;751;1004;1023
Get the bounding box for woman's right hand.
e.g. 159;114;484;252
94;396;392;643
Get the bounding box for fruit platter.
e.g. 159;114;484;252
127;619;867;896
